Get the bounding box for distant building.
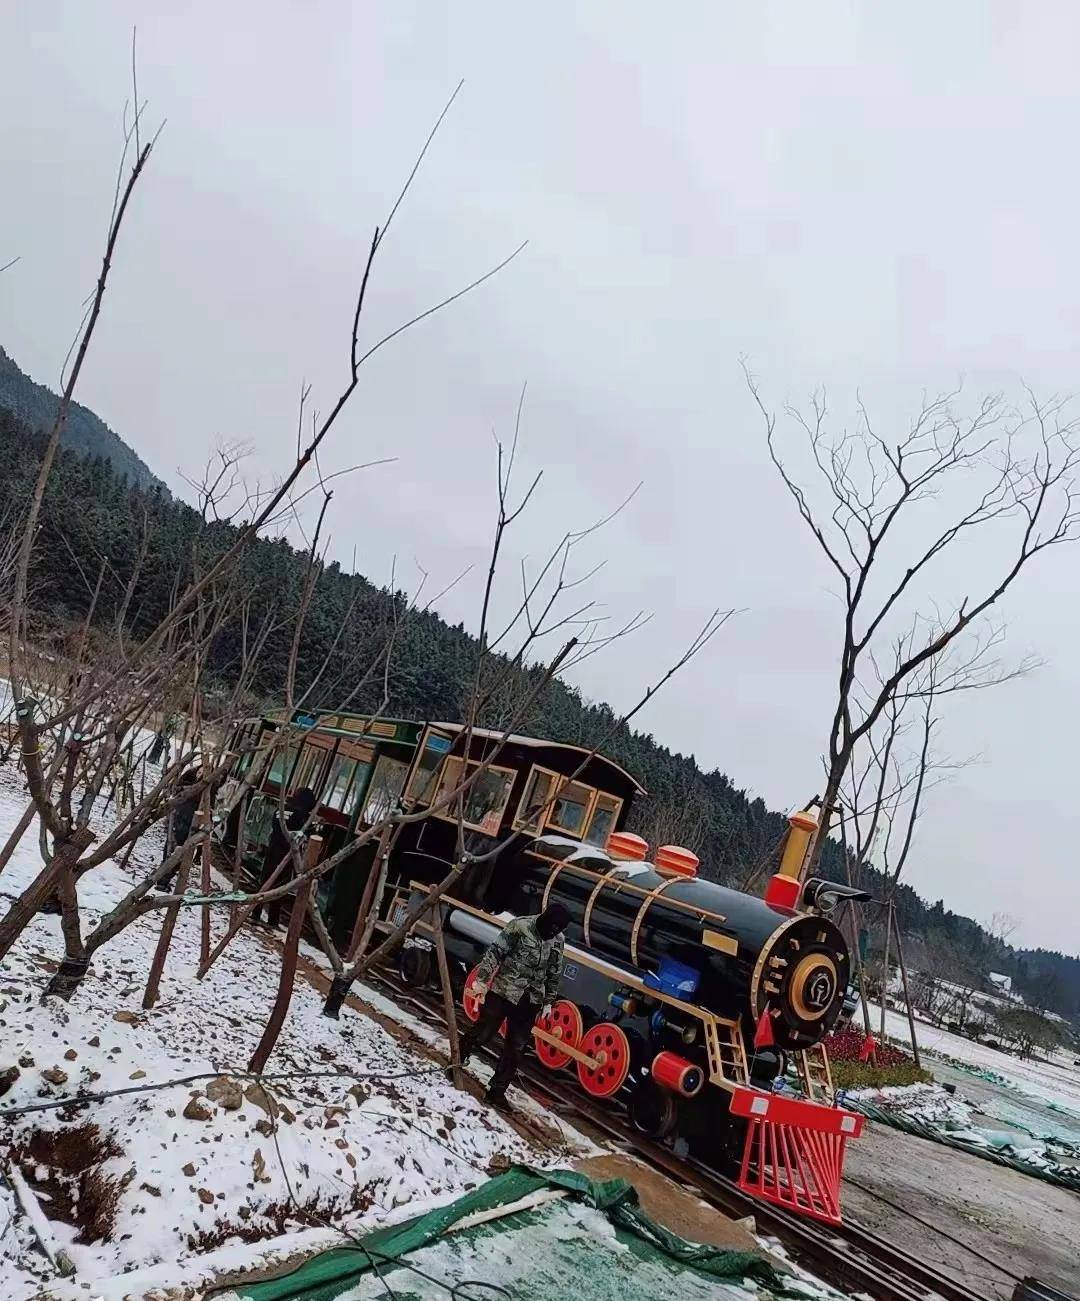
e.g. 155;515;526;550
988;971;1013;995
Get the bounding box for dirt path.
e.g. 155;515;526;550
844;1119;1080;1299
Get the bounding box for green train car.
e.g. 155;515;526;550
224;709;645;948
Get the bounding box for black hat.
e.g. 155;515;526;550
537;901;571;938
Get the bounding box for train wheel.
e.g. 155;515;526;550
535;1000;583;1069
462;967;484;1023
462;967;508;1036
628;1078;679;1139
577;1023;631;1098
398;943;433;988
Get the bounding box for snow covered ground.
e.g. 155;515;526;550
868;1000;1080;1115
0;768;581;1299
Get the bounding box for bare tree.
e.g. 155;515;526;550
0;70;527;976
746;368;1079;876
0;61;734;1082
835;644;994;900
628;770;712;858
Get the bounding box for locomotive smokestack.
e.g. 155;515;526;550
765;809;818;910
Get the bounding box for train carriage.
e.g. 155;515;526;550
225;708;866;1223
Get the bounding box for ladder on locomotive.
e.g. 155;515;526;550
703;1018;749;1088
794;1043;835;1105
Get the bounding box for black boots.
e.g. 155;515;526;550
484;1087;510;1111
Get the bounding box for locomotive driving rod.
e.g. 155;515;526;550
530;1023;602;1070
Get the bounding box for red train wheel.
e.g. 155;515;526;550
535;1000;583;1069
462;967;484;1023
577;1023;631;1098
462;967;508;1036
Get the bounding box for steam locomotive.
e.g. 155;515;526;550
396;823;866;1224
227;711;867;1223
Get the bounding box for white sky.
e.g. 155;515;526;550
2;3;1078;953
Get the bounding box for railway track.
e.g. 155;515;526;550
368;965;1003;1301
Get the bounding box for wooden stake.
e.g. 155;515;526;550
890;903;922;1069
248;836;322;1074
198;848;290;979
229;788;249;927
142;824;199;1010
879;900;893;1045
430;891;462;1088
345;825;391;962
0;800;36;879
846;901;877;1066
0;825;95;962
199;786;212;969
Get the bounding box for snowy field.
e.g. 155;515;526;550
0;768;582;1299
869;1000;1080;1115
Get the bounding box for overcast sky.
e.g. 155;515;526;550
3;4;1078;953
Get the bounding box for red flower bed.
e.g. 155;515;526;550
822;1027;910;1067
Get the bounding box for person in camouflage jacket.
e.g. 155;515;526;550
455;902;571;1107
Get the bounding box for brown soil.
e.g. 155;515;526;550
575;1152;775;1260
12;1122;124;1243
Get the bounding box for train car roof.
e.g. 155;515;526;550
427;721;647;796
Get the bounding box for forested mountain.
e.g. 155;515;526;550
0;390;1077;1025
0;347;161;491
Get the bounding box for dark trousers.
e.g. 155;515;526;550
251;890;289;928
459;990;539;1096
251;851;290;927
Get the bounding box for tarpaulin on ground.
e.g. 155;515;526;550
846;1097;1080;1193
216;1166;819;1301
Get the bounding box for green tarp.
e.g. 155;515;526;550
217;1166;812;1301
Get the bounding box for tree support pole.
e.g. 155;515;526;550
0;801;36;879
890;903;922;1069
142;825;199;1009
0;826;95;963
199;787;212;970
879;900;893;1045
429;891;462;1088
248;837;321;1073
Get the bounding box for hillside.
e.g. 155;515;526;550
0;345;162;491
0;389;1076;1026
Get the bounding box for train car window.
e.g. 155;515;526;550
244;793;275;850
548;781;596;837
340;758;372;817
267;743;298;787
514;766;559;833
584;792;623;846
434;757;516;835
404;729;453;805
235;723;258;774
362;755;409;823
292;745;329;794
321;755;358;811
